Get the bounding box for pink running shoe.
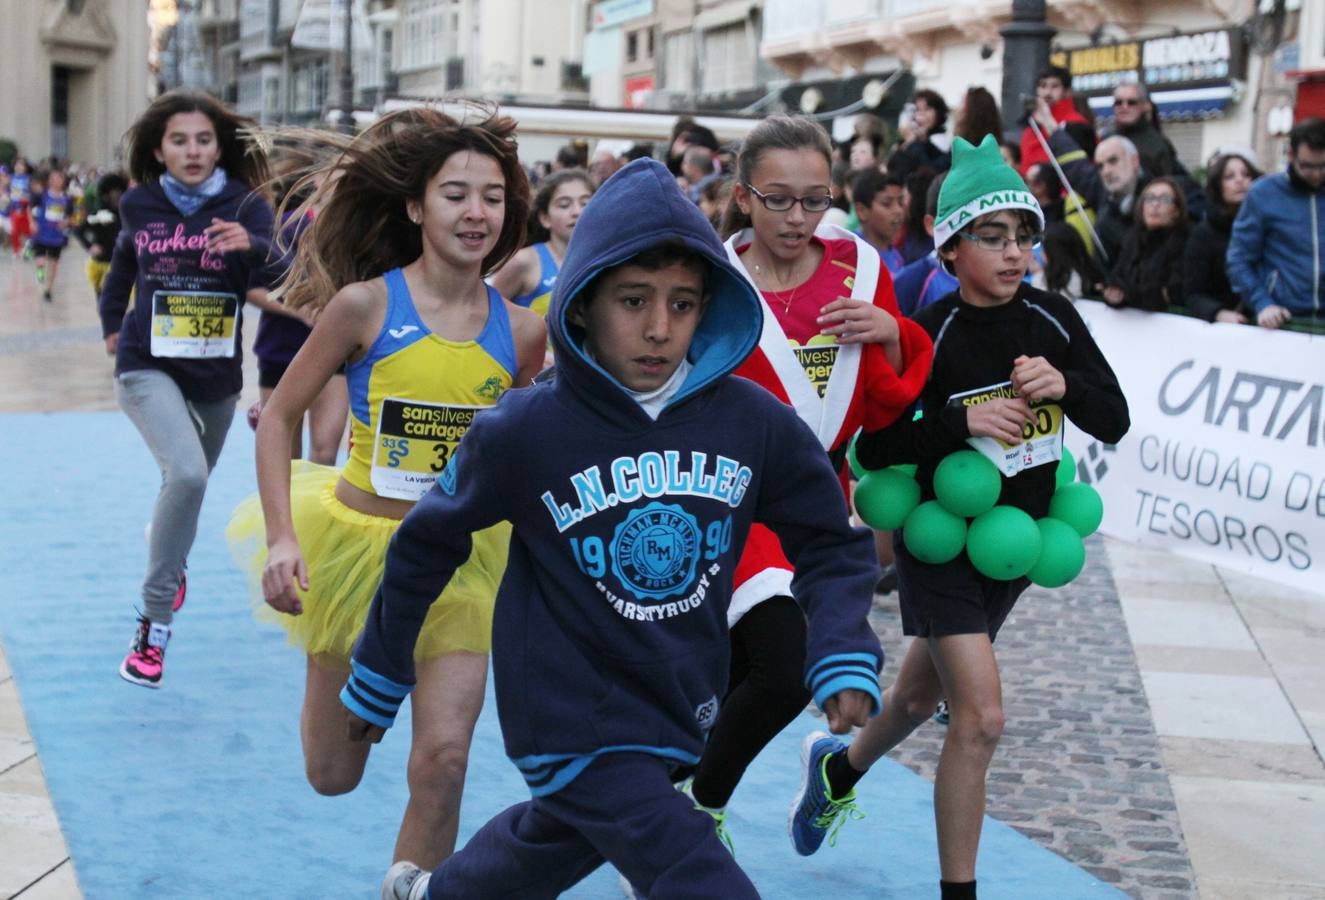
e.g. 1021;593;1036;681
172;565;188;613
246;401;261;431
119;615;171;688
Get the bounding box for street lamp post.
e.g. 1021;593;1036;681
999;0;1055;145
338;0;355;133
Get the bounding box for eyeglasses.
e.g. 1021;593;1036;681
1294;160;1325;174
956;231;1042;252
1113;97;1141;107
1141;194;1176;206
744;183;834;213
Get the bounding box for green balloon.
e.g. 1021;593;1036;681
891;464;918;477
855;468;922;530
902;501;968;564
933;450;1002;518
1048;482;1104;537
1056;448;1077;488
847;435;867;479
1028;518;1086;588
966;506;1042;581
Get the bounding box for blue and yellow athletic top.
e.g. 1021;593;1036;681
510;242;558;317
342;268;517;501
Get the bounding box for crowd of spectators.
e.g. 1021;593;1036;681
542;68;1323;332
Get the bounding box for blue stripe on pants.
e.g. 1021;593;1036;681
427;752;759;899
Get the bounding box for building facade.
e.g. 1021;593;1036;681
585;0;778;112
759;0;1276;171
390;0;590;104
0;0;151;165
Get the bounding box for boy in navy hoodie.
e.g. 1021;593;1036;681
344;158;885;899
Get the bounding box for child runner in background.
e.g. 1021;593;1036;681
8;158;33;255
353;156;883;900
246;164;348;465
31;170;73;297
789;135;1130;900
226;107;546;875
891;173;958;318
852;169;907;274
0;170;12;254
99;90;274;688
488;167;593;317
75;172;128;302
675;115;929;849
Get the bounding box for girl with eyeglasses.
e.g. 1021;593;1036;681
1102;175;1189;311
657;115;932;848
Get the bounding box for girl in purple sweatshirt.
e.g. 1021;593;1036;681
98;90;274;689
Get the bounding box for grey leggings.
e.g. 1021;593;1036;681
116;369;238;624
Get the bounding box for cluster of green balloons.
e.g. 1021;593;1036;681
850;439;1103;588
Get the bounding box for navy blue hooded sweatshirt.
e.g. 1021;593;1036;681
98;177;275;401
343;159;883;797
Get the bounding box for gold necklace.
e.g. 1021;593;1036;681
752;257;809;315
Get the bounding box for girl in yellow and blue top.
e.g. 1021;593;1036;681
225;107;546;877
489;167;593;317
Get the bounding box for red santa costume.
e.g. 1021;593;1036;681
724;223;933;626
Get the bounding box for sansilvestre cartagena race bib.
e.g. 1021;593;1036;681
149;290;239;359
952;380;1063;477
370;397;481;501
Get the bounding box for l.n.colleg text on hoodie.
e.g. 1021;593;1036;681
345;159;883;796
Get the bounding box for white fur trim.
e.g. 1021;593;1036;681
723;224;880;449
728;567;794;627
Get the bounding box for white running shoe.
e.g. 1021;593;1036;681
381;861;430;900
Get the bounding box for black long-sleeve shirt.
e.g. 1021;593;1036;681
857;284;1129;519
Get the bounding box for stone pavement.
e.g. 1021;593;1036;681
2;245;1323;898
871;536;1197;900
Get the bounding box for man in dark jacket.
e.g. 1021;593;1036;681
1104;81;1186;179
1227;118;1325;328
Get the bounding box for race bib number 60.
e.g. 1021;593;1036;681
953;381;1063;478
149;290;239;359
370;397;481;501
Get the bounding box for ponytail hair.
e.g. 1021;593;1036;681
276;105;530;313
719;114;833;239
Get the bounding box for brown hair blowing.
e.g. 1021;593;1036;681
719;114;833;239
277;105;530;313
125;90;269;189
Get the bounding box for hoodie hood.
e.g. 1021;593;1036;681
547;158;762;422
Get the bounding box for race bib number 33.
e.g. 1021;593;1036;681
150;291;239;358
371;398;480;501
953;381;1064;477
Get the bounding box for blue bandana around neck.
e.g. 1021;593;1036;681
160;167;228;217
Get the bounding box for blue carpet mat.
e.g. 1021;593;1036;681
0;412;1123;899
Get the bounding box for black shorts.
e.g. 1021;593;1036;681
894;536;1030;640
258;361;290;389
31;243;63;260
258;360;346;389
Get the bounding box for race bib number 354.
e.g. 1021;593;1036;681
150;291;239;359
370;398;480;501
952;381;1064;477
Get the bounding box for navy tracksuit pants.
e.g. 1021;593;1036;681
426;752;759;899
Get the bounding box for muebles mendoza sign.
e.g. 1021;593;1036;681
1065;303;1323;599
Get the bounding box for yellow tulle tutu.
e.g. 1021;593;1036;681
226;461;509;662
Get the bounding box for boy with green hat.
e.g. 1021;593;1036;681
787;135;1130;899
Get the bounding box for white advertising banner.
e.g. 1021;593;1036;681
1066;303;1324;599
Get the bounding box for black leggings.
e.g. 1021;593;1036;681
689;596;810;809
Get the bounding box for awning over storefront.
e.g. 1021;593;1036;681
1089;85;1234;122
